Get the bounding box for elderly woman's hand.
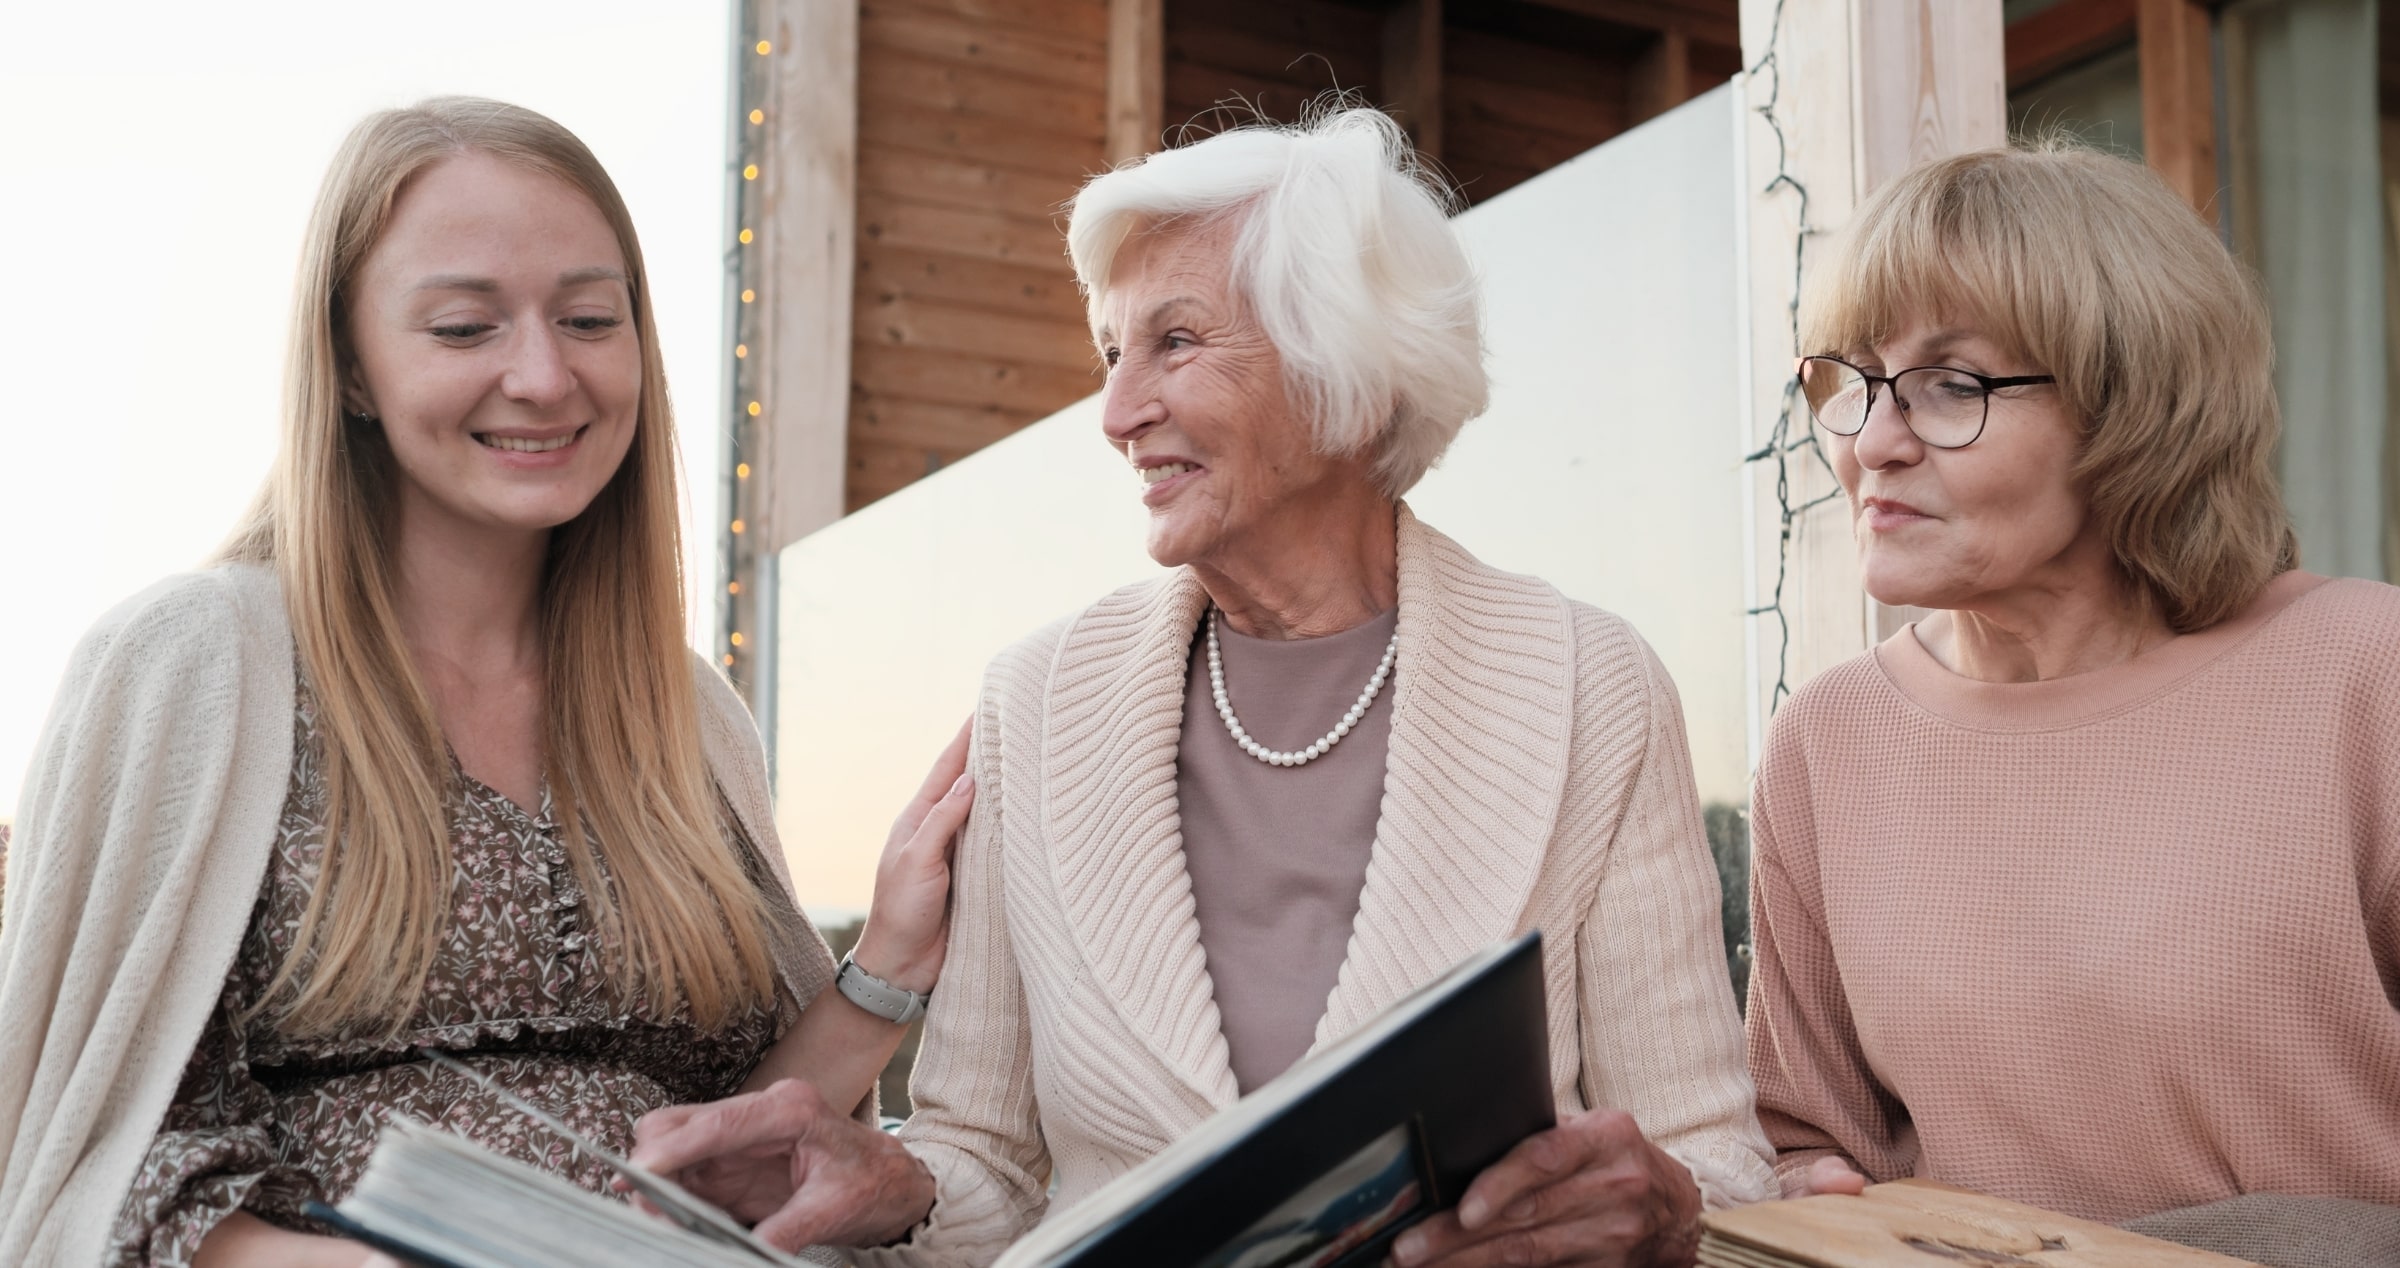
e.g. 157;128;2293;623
628;1079;936;1250
851;718;975;994
1388;1109;1703;1268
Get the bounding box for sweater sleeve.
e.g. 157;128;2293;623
0;570;294;1266
1569;626;1776;1211
1742;707;1914;1192
857;677;1049;1268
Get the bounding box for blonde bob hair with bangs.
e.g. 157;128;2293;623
219;97;780;1037
1065;104;1488;497
1802;139;2296;633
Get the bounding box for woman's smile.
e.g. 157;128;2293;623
474;424;589;462
1137;458;1204;505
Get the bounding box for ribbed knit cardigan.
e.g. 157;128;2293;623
0;564;841;1266
863;509;1775;1267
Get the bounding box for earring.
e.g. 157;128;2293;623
345;410;379;426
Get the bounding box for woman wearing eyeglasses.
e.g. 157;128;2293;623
1744;142;2400;1263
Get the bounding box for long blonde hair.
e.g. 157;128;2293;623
220;97;777;1038
1803;138;2296;633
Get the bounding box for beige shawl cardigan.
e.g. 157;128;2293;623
869;510;1774;1267
0;564;839;1266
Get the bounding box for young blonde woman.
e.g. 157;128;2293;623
0;98;970;1268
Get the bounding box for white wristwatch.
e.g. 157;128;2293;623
835;951;930;1026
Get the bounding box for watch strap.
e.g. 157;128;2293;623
835;951;929;1026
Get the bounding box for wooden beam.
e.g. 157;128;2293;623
1736;0;2008;734
1382;0;1444;160
1523;0;1740;50
1855;0;2007;190
2137;0;2217;216
1855;0;2002;639
753;0;859;554
1106;0;1163;164
2006;0;2136;91
1631;27;1692;124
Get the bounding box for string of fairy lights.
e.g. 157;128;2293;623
1738;0;1840;716
719;19;773;683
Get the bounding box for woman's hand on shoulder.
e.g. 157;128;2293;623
851;717;976;993
1389;1109;1703;1268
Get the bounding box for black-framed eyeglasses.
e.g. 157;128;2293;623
1798;355;2056;450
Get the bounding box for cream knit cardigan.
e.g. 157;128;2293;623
0;564;839;1266
866;510;1774;1268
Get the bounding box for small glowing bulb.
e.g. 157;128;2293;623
731;519;746;534
734;343;748;359
737;462;752;479
741;289;755;304
738;227;753;244
731;631;746;647
728;580;742;595
756;40;772;54
749;108;764;125
723;653;736;667
747;401;762;417
743;163;759;181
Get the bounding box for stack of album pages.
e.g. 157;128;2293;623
1698;1181;2256;1268
308;1052;842;1268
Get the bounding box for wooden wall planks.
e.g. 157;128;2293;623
836;0;1741;512
848;0;1109;511
1163;0;1383;140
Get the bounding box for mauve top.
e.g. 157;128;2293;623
1176;607;1398;1093
1746;569;2400;1226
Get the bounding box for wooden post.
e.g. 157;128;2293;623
721;0;857;726
1107;0;1163;165
2138;0;2218;216
1736;0;2006;750
1382;0;1444;160
752;0;859;554
1854;2;2007;189
1632;27;1692;125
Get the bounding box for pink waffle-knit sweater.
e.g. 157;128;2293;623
1745;569;2400;1225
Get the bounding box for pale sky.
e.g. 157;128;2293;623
0;3;731;821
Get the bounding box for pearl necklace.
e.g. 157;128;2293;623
1206;609;1399;768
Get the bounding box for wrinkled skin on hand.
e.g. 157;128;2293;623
1390;1109;1704;1268
627;1079;937;1250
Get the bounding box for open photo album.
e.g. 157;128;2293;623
314;933;1554;1268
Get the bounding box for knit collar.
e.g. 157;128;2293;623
1873;569;2330;732
1038;505;1572;1115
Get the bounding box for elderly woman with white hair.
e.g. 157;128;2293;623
629;107;1775;1267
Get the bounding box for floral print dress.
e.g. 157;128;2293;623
105;680;806;1266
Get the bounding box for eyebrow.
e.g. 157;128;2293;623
1093;295;1202;343
411;266;631;295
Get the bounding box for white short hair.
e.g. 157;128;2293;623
1066;106;1488;497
